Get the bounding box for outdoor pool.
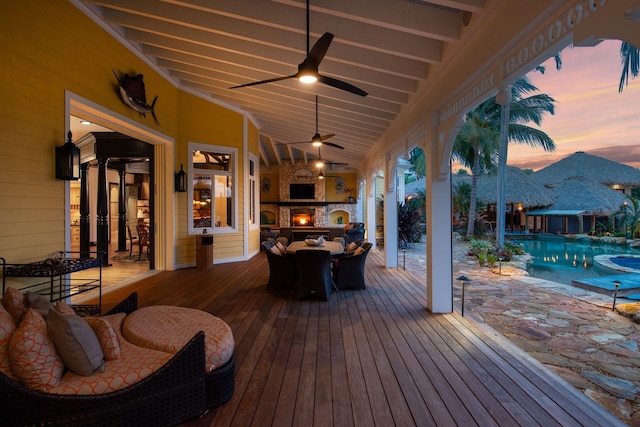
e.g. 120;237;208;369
516;235;640;285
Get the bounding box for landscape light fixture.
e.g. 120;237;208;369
55;131;80;180
175;164;187;192
456;275;469;316
612;280;621;311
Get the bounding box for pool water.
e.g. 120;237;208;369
610;256;640;269
517;236;640;286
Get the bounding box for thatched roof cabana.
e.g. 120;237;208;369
475;166;554;208
537;178;629;216
533;151;640;187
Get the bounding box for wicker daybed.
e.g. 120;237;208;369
0;293;208;427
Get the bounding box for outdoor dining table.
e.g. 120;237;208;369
285;240;344;256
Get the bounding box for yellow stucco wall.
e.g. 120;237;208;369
0;1;258;265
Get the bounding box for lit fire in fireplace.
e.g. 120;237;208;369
292;214;313;226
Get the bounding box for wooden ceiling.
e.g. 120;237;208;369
76;0;490;170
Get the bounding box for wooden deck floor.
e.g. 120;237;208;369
99;249;621;427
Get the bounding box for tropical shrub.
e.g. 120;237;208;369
486;253;498;268
398;201;423;248
468;237;494;256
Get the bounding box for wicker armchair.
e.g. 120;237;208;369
262;241;297;289
0;293;208;427
295;250;334;301
344;222;365;244
334;242;373;290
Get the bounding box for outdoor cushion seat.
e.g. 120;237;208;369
0;292;208;427
122;305;236;408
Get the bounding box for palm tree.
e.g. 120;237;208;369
452;76;556;237
452;105;497;236
619;41;639;93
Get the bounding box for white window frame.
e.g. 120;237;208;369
188;142;238;235
248;153;259;231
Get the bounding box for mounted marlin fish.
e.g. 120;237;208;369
113;70;159;125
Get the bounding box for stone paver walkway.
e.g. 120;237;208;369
398;236;640;425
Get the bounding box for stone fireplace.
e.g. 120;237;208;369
261;161;356;228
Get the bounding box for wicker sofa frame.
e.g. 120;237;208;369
0;293;208;427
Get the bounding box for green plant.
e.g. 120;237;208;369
468;237;493;256
477;249;487;266
486;253;498;268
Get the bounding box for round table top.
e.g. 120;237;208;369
285;240;344;255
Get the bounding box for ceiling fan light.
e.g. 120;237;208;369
318;170;324;179
311;134;323;146
299;73;317;84
315;159;324;168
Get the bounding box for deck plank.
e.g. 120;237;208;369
98;248;623;427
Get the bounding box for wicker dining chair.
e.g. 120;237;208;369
333;242;372;290
295;249;334;301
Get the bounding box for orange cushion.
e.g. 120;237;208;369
9;309;64;391
3;287;27;323
123;305;234;372
0;302;17;380
85;317;121;360
49;339;172;395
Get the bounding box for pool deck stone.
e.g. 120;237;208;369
400;235;640;424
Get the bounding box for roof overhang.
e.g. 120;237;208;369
526;209;586;216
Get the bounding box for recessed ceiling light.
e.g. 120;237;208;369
80;120;91;125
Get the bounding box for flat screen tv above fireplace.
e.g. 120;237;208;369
290;183;314;199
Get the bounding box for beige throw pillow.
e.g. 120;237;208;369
46;309;105;376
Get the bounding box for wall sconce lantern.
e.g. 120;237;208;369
175;164;187;192
55;131;80;180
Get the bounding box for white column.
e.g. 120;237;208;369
384;157;398;268
426;171;453;313
495;87;512;249
366;173;377;248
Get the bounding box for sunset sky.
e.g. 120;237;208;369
505;39;640;171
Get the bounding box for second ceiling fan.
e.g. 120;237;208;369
229;0;367;97
278;95;343;150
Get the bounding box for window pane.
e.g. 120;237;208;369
193;175;212;229
214;175;232;227
192;150;231;171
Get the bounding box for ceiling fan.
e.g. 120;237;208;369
229;0;367;97
278;95;343;150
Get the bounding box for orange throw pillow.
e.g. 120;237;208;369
3;287;27;323
85;316;121;361
9;309;64;391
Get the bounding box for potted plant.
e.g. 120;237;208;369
345;188;355;202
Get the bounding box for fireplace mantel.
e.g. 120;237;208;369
262;201;356;206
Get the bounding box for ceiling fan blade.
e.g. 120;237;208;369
229;74;295;89
322;141;344;150
308;32;334;65
276;141;309;145
325;161;349;166
318;74;368;97
320;133;336;141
